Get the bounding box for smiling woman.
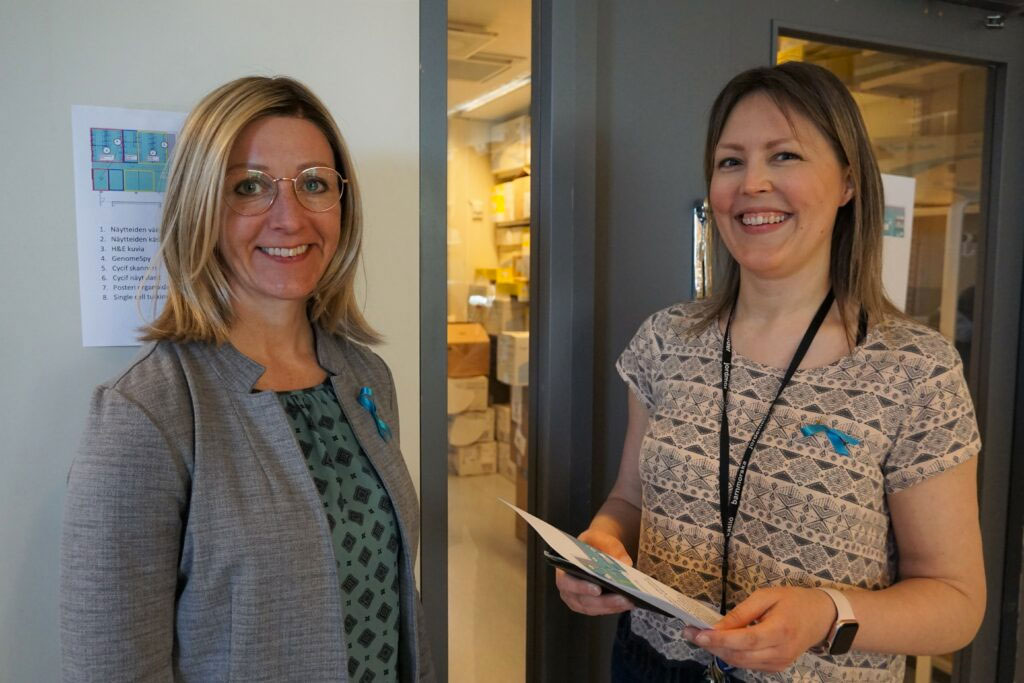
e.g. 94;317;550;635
217;117;343;333
556;62;985;683
709;92;853;288
60;76;434;682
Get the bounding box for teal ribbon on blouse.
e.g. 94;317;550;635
800;423;860;456
358;386;392;442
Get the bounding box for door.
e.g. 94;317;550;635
527;1;1024;681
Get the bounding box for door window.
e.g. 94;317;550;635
779;35;988;681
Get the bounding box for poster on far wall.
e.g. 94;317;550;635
880;173;916;313
71;105;186;347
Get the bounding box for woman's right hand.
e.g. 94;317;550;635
555;529;635;616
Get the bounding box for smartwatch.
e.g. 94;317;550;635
809;587;859;656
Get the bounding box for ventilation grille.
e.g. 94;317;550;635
448;24;497;60
448;53;515;83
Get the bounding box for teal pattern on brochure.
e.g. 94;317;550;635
90;127;175;192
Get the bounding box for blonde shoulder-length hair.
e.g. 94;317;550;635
694;61;901;342
141;75;380;345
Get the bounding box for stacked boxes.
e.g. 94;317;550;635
494;403;514;482
448;376;487;414
510;385;530;541
491;175;531;223
447;323;490;378
497;331;529;387
447;324;497;476
490;115;530;177
494;403;512;444
510;385;529;474
449;407;495;447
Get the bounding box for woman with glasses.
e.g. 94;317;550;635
60;77;433;683
557;62;984;682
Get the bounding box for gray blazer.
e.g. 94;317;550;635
60;329;435;683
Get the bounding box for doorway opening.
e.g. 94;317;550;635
446;1;532;681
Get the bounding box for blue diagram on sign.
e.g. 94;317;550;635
90;128;175;193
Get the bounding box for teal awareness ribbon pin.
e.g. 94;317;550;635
801;424;860;456
358;386;392;442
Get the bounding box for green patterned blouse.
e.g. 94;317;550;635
278;380;400;683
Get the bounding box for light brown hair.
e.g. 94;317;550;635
695;61;900;341
141;76;380;345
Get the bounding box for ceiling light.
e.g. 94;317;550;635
448;74;532;117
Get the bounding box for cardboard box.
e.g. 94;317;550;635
449;440;497;477
512;175;531;219
512;425;528;474
511;385;529;426
493;297;528;334
448;408;495;447
491;181;517;223
448;376;488;415
468;296;528;337
491;115;531;176
488;337;510;406
447;323;490;378
498;442;515;482
495;226;528;247
494;403;512;443
515;470;528;540
497;331;529;386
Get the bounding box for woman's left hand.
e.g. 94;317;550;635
682;586;837;673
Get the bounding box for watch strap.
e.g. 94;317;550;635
810;587;858;655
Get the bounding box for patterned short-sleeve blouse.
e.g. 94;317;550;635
616;301;980;683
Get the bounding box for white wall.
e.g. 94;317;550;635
0;2;419;680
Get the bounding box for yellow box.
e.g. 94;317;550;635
512;175;531;219
491;181;516;222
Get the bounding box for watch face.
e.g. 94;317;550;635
830;622;859;655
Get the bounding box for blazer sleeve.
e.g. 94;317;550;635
60;386;189;683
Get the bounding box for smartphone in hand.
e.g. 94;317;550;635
544;550;673;618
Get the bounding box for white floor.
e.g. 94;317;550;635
447;473;527;683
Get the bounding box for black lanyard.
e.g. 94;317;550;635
717;289;835;614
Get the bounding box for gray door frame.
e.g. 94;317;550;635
420;1;1024;682
526;0;605;680
419;0;447;680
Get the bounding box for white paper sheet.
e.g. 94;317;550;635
71;105;186;346
880;173;916;313
502;500;720;629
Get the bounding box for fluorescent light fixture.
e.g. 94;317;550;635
448;74;531;117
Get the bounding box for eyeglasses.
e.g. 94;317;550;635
224;166;347;216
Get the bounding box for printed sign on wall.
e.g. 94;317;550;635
880;173;916;312
72;105;186;346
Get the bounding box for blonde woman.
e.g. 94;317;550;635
60;77;433;683
557;62;984;682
